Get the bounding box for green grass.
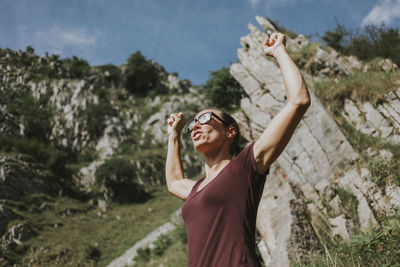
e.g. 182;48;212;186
289;42;321;69
338;120;400;187
311;69;400;187
336;187;360;228
292;215;400;267
9;185;183;266
134;223;188;267
313;69;400;113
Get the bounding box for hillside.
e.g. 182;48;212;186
0;47;205;265
1;16;400;266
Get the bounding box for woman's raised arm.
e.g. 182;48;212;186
253;33;311;174
165;112;196;200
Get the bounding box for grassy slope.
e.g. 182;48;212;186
14;186;183;266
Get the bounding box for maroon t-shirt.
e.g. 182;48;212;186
181;142;268;267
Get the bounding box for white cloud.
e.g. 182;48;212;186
250;0;313;10
362;0;400;26
248;0;260;6
34;25;97;54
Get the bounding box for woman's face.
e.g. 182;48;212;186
190;109;228;153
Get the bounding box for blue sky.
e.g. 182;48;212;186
1;0;400;85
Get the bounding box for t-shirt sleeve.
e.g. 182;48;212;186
234;142;269;179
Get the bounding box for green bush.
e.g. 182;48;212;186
96;64;122;87
81;100;115;140
124;51;165;96
95;157;149;203
62;56;91;79
323;21;400;65
134;226;186;264
6;91;53;142
203;66;245;112
0;134;52;163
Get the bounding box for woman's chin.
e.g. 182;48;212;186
193;140;208;153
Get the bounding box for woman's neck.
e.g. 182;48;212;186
203;149;232;179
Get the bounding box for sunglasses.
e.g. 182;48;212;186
186;112;227;133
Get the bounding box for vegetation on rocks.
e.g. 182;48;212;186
124;51;167;96
203;66;246;112
313;69;400;111
323;21;400;66
312;70;400;188
95;157;149;203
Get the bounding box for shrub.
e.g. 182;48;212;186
81;100;115;140
62;56;91;79
124;51;164;96
6;91;53;142
203;66;245;112
0;134;52;164
96;64;122;87
25;46;35;55
323;21;400;65
95;157;149;203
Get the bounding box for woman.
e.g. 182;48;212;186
165;32;310;267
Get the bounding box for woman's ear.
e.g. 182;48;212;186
226;126;237;139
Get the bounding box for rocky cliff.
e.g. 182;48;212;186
231;16;400;266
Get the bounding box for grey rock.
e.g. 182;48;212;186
231;16;400;265
378;58;398;72
329;214;350;240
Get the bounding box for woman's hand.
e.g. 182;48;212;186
263;32;287;57
167;112;186;137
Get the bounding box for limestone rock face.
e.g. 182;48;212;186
342;88;400;143
254;17;364;79
231;17;400;266
0;48;205;192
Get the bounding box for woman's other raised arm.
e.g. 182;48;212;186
165;112;196;200
253;33;311;174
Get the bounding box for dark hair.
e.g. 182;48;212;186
211;108;243;156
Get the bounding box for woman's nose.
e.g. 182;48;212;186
193;121;201;131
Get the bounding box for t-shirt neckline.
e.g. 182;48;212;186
195;160;233;193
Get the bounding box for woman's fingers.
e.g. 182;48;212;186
168;112;185;129
263;32;286;57
264;33;283;47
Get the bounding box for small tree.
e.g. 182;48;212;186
25;46;35;55
322;20;349;54
124;51;162;96
203;66;245;112
63;56;91;79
